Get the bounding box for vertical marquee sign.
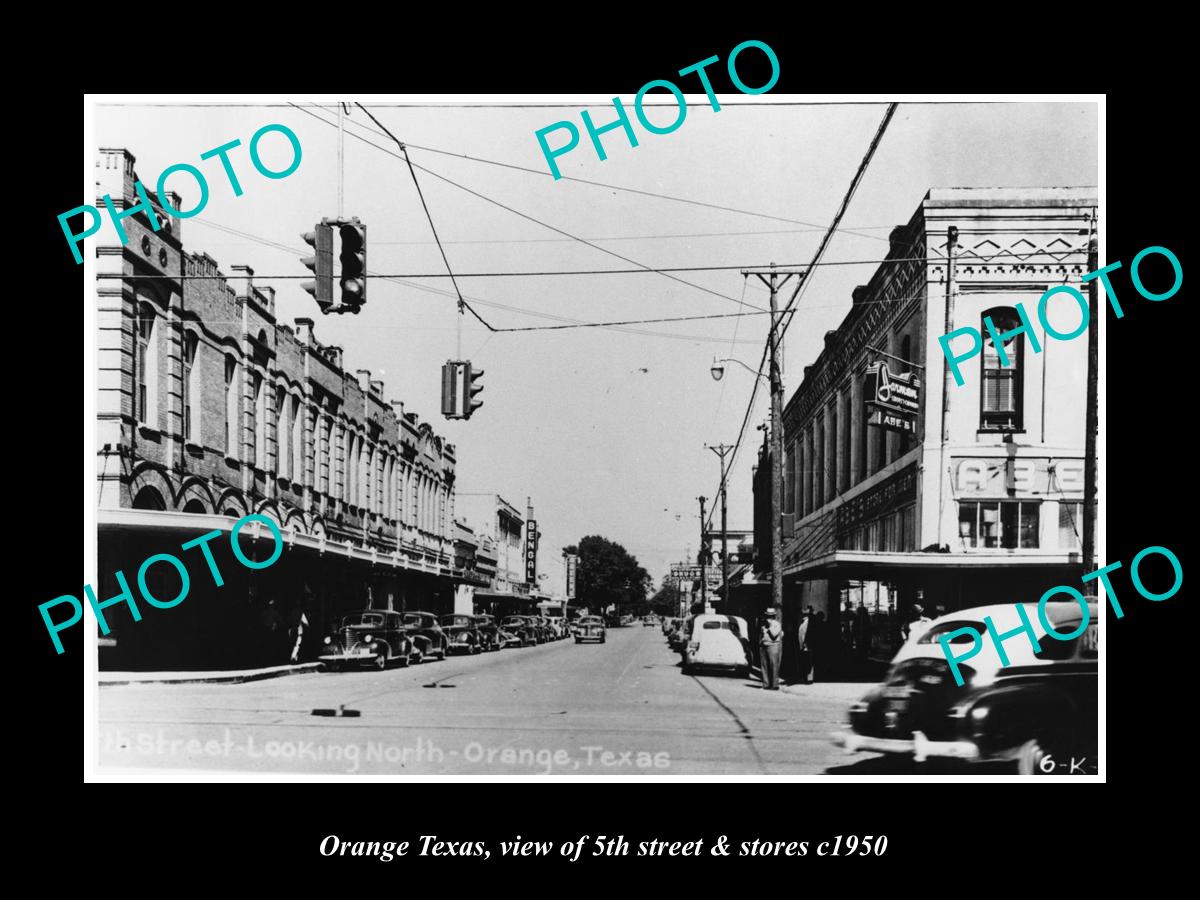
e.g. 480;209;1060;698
525;520;538;585
565;553;578;600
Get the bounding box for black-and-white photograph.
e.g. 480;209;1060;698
75;92;1107;779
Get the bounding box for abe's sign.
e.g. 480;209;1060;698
864;362;920;434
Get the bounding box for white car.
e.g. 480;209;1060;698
683;614;751;676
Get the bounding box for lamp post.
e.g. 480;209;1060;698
706;443;734;608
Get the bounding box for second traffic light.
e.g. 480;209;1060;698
301;217;366;315
441;360;485;420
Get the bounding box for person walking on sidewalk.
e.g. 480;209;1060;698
759;608;784;690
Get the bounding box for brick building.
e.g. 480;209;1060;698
95;148;461;670
752;187;1095;677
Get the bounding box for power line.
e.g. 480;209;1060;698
702;103;899;532
176;215;767;345
299;102;764;312
352;103;495;334
291;100;892;243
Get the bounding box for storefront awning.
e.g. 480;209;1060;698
783;549;1083;579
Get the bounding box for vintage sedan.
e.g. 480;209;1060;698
320;610;415;671
832;602;1098;775
472;614;503;651
500;615;538;647
441;614;483;655
574;615;606;644
497;628;524;649
402;611;449;661
683;614;751;676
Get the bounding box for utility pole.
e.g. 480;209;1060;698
697;496;707;612
745;264;798;618
706;443;734;607
1083;221;1099;581
937;227;959;550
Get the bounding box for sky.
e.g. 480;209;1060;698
95;98;1098;593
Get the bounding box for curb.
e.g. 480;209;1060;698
99;662;323;686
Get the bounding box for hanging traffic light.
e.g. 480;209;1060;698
300;221;334;313
440;360;485;420
338;218;367;313
441;361;463;418
465;363;484;419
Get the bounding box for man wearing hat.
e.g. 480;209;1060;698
901;604;931;643
759;608;784;690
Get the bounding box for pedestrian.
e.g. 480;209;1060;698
854;603;871;661
287;607;310;664
796;609;812;684
809;611;827;682
901;604;931;643
759;608;784;690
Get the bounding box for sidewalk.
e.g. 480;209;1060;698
99;662;322;687
749;665;871;701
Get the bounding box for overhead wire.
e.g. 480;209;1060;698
309;102;770;314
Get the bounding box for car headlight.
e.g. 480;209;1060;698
363;634;373;643
323;636;332;645
970;706;989;721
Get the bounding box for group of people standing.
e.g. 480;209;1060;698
756;605;834;690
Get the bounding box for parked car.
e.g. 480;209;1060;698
832;602;1098;775
402;611;448;661
500;615;538;647
683;614;751;675
575;615;606;644
662;616;678;637
496;628;524;649
320;610;416;671
441;614;483;655
472;614;503;651
643;615;658;627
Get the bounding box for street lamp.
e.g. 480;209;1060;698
711;356;766;382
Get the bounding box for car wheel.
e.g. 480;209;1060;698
436;643;447;661
374;648;389;671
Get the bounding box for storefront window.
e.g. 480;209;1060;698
959;500;1040;549
1058;502;1082;550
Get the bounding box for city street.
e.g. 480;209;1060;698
98;625;875;776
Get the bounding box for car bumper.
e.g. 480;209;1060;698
320;649;378;664
447;645;475;654
577;634;604;641
831;730;980;763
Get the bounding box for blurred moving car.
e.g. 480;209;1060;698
320;610;416;671
683;614;751;676
472;614;503;651
402;611;449;661
497;629;524;649
575;615;606;644
832;602;1098;775
441;614;483;655
500;615;538;647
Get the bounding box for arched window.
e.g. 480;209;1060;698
291;396;303;482
182;498;207;514
224;355;239;457
981;307;1024;431
275;385;288;476
249;370;264;468
183;332;200;442
132;486;166;510
135;302;158;426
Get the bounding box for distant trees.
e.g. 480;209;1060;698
563;536;650;615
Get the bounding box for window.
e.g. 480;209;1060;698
827;400;838;499
899;335;916;454
249;371;263;468
981;307;1024;430
840;389;852;493
858;370;869;483
224;355;238;457
182;332;199;442
276;386;287;476
291;396;303;481
1058;501;1082;551
959;500;1040;549
135;303;157;425
814;418;824;509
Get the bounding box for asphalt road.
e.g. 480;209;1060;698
98;624;876;776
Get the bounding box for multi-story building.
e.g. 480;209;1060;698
456;493;535;615
95;148;462;670
753;187;1095;668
